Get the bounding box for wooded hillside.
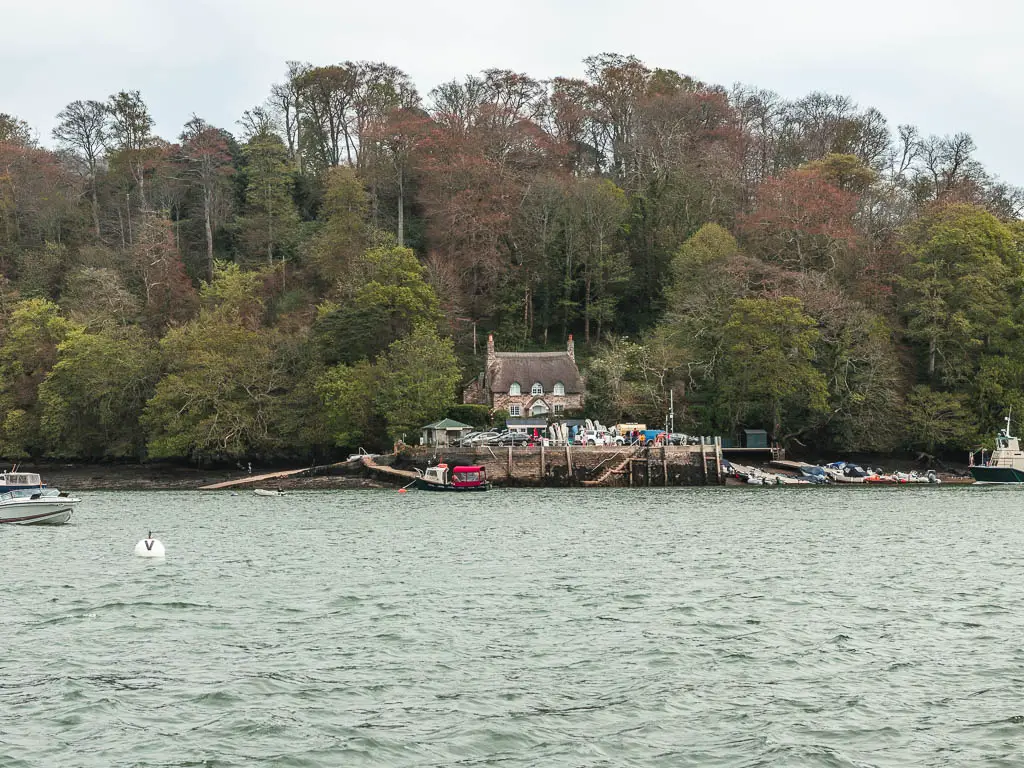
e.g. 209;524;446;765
1;54;1021;463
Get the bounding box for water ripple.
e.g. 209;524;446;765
4;487;1024;765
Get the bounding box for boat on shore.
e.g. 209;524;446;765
414;464;490;492
970;414;1024;484
254;488;286;497
0;489;79;525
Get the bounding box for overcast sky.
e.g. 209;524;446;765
4;0;1023;185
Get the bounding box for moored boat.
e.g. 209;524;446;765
970;413;1024;484
0;469;47;492
254;488;286;497
414;464;490;492
0;488;79;525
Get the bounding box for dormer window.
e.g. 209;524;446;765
509;382;521;396
531;382;544;396
553;382;565;396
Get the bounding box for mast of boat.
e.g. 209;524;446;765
1007;407;1014;438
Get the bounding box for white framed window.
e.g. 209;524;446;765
509;404;521;417
531;382;544;396
509;382;521;396
554;404;564;413
553;382;565;396
531;401;549;416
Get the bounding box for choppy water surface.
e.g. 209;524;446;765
3;487;1024;767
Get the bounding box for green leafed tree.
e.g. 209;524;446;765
104;90;155;208
316;359;385;449
812;300;903;452
971;354;1024;438
238;131;300;274
375;326;461;441
0;298;76;457
305;166;369;286
312;244;441;364
903;385;977;454
200;260;270;329
717;296;829;441
669;223;740;285
141;312;289;462
38;327;159;459
660;223;747;390
899;203;1020;384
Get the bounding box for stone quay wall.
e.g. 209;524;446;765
389;444;722;487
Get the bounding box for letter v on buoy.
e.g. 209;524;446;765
135;531;166;558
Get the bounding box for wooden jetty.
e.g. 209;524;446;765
359;454;418;482
200;466;315;490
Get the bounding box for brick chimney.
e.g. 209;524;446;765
486;333;496;365
567;333;575;361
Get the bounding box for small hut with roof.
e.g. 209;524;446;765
463;335;584;418
420;418;475;447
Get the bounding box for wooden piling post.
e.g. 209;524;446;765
628;458;633;487
565;443;573;477
540;443;545;479
662;446;668;487
700;438;708;484
715;437;723;485
507;446;512;480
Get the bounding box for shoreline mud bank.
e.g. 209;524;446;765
6;449;973;491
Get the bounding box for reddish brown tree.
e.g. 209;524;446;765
739;168;860;273
131;214;198;331
0;141;79;252
363;107;431;245
415;85;566;322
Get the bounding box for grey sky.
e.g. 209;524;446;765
4;0;1023;185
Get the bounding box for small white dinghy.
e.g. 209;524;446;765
253;488;286;497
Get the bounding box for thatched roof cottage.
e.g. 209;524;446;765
463;335;584;418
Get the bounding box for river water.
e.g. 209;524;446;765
2;487;1024;767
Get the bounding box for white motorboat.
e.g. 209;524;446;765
253;488;286;497
0;489;79;525
0;469;47;492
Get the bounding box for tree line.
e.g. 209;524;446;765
0;53;1021;463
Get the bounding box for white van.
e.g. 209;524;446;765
578;429;614;446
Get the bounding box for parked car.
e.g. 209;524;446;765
499;432;532;446
578;429;615;446
479;430;530;446
456;431;482;446
464;431;499;446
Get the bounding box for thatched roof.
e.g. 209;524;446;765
486;352;583;394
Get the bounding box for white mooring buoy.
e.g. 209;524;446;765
134;531;165;558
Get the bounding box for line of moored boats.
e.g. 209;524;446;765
727;460;944;486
